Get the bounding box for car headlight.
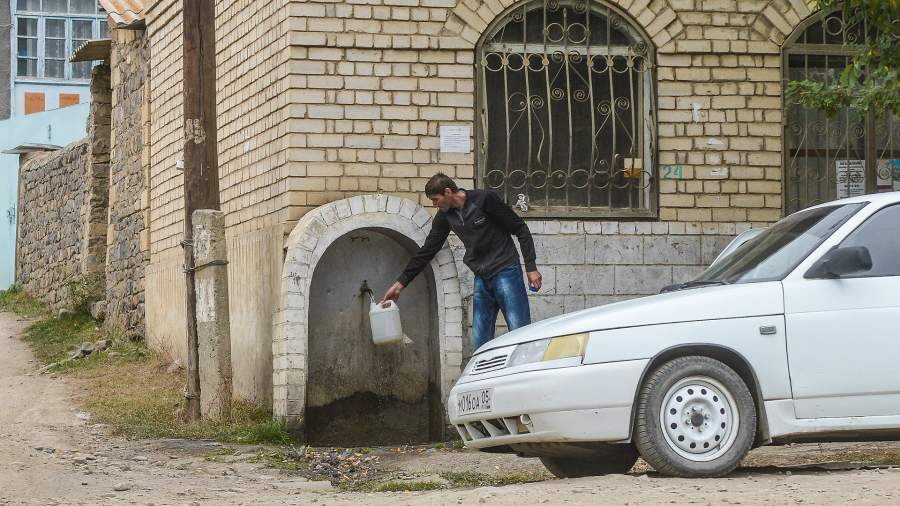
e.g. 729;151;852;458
507;332;589;367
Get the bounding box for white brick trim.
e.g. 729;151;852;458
273;195;464;431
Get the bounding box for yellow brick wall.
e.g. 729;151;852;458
272;0;813;231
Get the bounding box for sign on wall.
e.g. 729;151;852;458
835;159;865;199
439;126;471;153
876;159;900;192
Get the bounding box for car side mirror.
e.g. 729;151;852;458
805;246;873;279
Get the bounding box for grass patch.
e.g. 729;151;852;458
2;287;295;447
21;312;102;365
0;287;48;318
826;450;900;466
73;353;295;445
441;470;550;487
430;439;465;450
373;481;445;492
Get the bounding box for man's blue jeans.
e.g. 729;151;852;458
472;264;532;352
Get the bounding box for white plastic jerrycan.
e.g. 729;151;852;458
369;299;403;345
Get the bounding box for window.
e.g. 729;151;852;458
839;204;900;277
783;10;900;214
476;0;656;218
14;0;106;80
17;18;39;77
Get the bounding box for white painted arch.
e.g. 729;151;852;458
272;194;465;432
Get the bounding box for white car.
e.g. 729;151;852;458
449;192;900;478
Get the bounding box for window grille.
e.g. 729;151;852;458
784;10;900;214
476;0;657;218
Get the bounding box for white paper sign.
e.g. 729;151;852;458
836;159;865;199
440;126;471;153
876;158;900;190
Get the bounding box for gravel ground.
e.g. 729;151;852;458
2;310;899;505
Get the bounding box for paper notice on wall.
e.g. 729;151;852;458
439;126;471;153
836;159;865;198
876;159;900;191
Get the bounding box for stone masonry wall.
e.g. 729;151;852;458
106;27;151;338
15;64;111;311
83;65;112;275
15;142;92;309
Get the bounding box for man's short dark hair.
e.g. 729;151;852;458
424;173;458;196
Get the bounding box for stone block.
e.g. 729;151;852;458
701;235;735;265
533;235;585;264
643;236;701;265
614;266;673;295
555;265;614;296
586;235;643;265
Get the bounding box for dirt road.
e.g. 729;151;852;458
1;310;899;505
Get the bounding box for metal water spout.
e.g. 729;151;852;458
359;280;374;301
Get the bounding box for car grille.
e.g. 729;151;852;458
472;354;508;374
455;416;530;442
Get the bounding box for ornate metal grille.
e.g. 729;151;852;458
784;10;900;214
476;0;656;217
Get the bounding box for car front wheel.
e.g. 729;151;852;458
540;444;638;478
634;356;757;477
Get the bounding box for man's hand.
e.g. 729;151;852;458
380;281;405;303
526;270;542;291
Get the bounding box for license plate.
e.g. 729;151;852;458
457;388;492;415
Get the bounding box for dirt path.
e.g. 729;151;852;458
1;310;899;505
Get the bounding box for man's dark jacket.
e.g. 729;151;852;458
397;189;537;286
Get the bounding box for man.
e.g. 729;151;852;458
381;173;542;352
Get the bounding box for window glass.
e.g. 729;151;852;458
18;38;38;57
695;203;864;283
45;18;65;37
42;0;67;13
45;59;65;78
839;204;900;276
72;61;93;79
72;19;92;39
17;0;40;11
17;58;38;77
70;0;94;13
18;17;39;36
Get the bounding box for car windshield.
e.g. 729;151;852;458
695;203;865;284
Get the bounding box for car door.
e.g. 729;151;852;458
783;203;900;419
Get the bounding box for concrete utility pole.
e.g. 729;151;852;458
182;0;220;422
193;210;232;419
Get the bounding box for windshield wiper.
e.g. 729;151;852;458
659;280;730;293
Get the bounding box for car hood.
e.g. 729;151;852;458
476;281;784;353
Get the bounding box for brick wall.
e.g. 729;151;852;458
105;27;151;338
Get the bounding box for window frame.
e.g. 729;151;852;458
474;0;658;219
13;1;105;82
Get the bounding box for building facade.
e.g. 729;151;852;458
135;0;898;438
13;0;897;441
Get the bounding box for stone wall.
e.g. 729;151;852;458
106;27;151;338
15;142;92;309
14;65;111;311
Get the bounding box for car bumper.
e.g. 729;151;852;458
448;359;648;449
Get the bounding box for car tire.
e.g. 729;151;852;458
540;444;639;478
634;356;756;478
